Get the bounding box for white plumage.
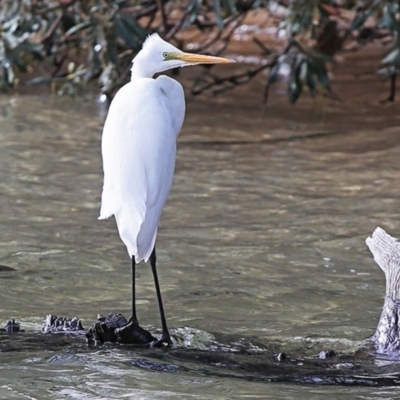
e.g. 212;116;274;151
97;33;233;346
99;33;232;263
99;75;184;262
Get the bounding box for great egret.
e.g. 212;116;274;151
99;33;233;346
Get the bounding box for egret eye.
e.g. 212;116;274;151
163;52;169;60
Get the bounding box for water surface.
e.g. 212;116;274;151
1;58;400;398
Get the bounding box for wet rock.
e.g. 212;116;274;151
39;313;156;346
0;264;15;272
1;319;23;333
273;352;287;361
86;313;156;345
42;314;85;334
318;350;336;359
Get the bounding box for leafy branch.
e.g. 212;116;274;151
1;0;400;102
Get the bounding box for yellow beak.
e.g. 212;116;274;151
177;52;235;64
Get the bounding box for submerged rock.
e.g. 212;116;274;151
317;350;336;359
40;313;156;345
366;227;400;355
42;314;85;334
1;319;23;333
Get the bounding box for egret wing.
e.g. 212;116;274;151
99;77;185;262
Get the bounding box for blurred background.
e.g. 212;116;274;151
1;0;400;102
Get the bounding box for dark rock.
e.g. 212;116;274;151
1;319;23;333
86;313;156;345
273;352;286;361
318;350;336;359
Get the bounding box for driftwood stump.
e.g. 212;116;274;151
366;227;400;355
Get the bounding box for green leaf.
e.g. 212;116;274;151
64;21;92;38
315;62;331;91
5;64;14;85
221;0;237;16
381;48;400;66
62;13;77;33
213;0;224;30
27;76;54;85
18;41;44;56
288;65;303;103
7;52;27;71
350;2;380;31
350;13;368;31
268;61;281;84
306;66;316;97
118;12;148;41
187;0;203;25
0;0;20;25
112;12;143;50
299;60;307;82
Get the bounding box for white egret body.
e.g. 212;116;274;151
99;75;183;262
99;33;233;346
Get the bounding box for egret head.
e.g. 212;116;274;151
131;33;234;79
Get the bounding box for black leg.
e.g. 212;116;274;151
131;256;138;322
150;247;172;346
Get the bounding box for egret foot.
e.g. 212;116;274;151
151;332;173;348
115;316;155;345
86;313;155;345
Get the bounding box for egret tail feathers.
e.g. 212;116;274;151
114;202;149;263
137;227;158;263
99;188;118;220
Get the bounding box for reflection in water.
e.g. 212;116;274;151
1;66;400;398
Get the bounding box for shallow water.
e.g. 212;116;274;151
1;55;400;398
